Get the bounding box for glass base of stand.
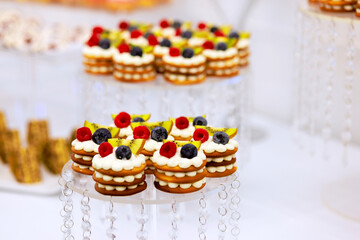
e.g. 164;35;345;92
322;175;360;222
62;160;236;205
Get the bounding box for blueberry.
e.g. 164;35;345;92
115;146;132;160
92;128;111;145
128;25;137;32
215;42;227;51
193;116;207;126
210;26;218;33
160;38;171;47
213;131;229;145
98;39;111;49
144;32;153;39
132;117;145;122
182;48;194;58
180;144;198;159
151;126;168;142
130;46;143;57
172;20;182;29
181;30;192;39
229;31;239;39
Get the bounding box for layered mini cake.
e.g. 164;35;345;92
202;41;239;77
356;0;360;16
169;116;197;141
153;38;172;73
194;126;238;178
319;0;356;12
163;47;206;85
113;43;156;82
153;141;207;194
112;112;151;139
92;139;147;196
236;33;251;67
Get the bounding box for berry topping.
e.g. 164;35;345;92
99;142;113;157
210;26;218;33
229;31;239;39
147;35;159;46
130;29;143;39
160;19;170;28
118;21;129;30
98;39;111;49
202;40;214;50
182;48;194;58
213;131;230;145
193;116;208;126
172;20;182;29
115;145;132;160
160;38;171;47
180;144;198;159
175;28;182;36
160;141;177;158
181;30;193;39
144;32;153;39
118;43;130;53
130;46;143;57
114;112;131;128
198;22;206;30
214;30;225;37
175;116;189;130
133;126;150;139
215;42;227;51
193;128;209;143
169;47;180;57
76;127;92;142
151;126;168;142
128;25;137;32
92;128;112;145
87;34;100;47
92;26;103;34
132;117;145;122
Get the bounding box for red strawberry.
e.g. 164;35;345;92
169;47;180;57
160;141;177;158
114;112;131;128
92;26;103;35
76;127;92;142
160;19;170;29
202;40;214;50
148;35;159;46
133;126;150;139
130;29;143;39
99;142;113;157
175;28;181;36
87;34;100;47
193;128;209;143
118;21;129;30
198;22;206;30
118;43;130;53
214;30;225;37
175;116;189;130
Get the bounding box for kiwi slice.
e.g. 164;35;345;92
111;113;151;121
169;115;206;124
195;126;237;139
131;120;173;133
84;120;119;138
108;138;145;155
163;140;201;150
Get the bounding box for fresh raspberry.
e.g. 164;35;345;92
202;40;214;50
198;22;206;30
175;116;189;130
169;47;180;57
159;19;170;29
87;34;99;47
175;28;181;36
130;29;143;39
160;142;177;158
99;142;113;157
193;128;209;143
118;21;129;30
114;112;131;128
118;43;130;53
76;127;92;142
214;30;225;37
92;26;103;35
133;126;150;139
147;35;159;46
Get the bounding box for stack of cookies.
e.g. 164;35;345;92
92;139;147;196
153;38;172;73
319;0;357;12
236;33;251;67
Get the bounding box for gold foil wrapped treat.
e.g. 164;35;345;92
44;138;70;174
27;119;50;162
3;129;21;171
13;146;42;183
0;112;7;163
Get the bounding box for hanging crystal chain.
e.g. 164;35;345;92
136;200;149;240
106;199;117;240
198;193;207;240
59;175;74;240
169;200;178;240
218;184;228;240
81;189;91;240
229;172;241;238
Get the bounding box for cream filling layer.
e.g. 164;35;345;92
206;163;235;173
113;52;154;65
236;39;250;50
92;150;146;171
115;64;153;71
83;46;116;58
170;124;195;138
206;154;236;163
154;45;170;55
83;58;112;64
97;182;145;191
85;65;114;72
163;55;206;66
127;135;174;152
206;66;238;75
153;148;206;168
200;136;238;154
156;168;204;177
73;162;94;171
95;171;144;183
114;71;155;80
207;57;239;68
165;65;205;74
165;73;205;82
202;48;238;60
72;139;99;153
155;177;206;189
74;154;93;161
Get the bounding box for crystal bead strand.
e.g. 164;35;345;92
198;193;207;240
218;184;228;240
136;200;149;240
342;20;355;166
106;199;117;240
322;18;337;160
81;189;91;240
169;200;178;240
229;172;241;239
59;173;74;240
